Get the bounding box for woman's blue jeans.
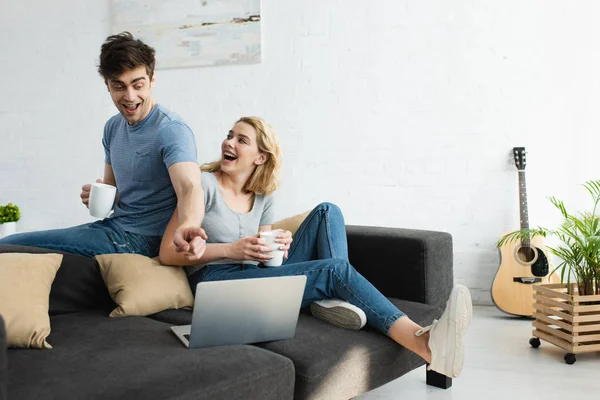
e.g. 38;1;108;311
0;218;161;258
188;202;405;336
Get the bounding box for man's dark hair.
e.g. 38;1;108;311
98;31;156;80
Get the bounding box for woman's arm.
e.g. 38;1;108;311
160;211;276;266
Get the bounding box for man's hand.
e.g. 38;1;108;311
80;179;103;208
174;226;208;261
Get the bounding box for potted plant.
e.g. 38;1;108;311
0;202;21;238
497;180;600;364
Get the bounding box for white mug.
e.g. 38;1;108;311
260;229;285;267
89;183;117;219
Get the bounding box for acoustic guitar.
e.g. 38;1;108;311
491;147;559;317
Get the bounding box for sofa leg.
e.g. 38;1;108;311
425;366;452;389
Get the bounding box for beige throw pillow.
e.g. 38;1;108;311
95;254;194;318
0;253;63;349
272;210;310;235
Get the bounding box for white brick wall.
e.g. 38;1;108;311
1;1;599;304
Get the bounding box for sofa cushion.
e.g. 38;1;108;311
272;211;310;235
150;298;440;400
7;311;295;400
0;245;116;316
256;298;440;400
0;253;62;349
95;254;194;317
150;308;196;325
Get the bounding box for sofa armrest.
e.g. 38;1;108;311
346;225;453;312
0;314;7;400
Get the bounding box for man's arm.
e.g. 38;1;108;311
103;163;116;186
167;162;207;259
159;212;272;266
159;210;228;266
103;164;119;205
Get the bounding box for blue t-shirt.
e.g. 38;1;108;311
102;104;197;237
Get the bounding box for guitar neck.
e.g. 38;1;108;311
518;170;530;245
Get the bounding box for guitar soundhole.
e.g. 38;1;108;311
516;246;536;263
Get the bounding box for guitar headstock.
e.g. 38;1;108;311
513;147;526;171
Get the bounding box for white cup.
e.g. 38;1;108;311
260;229;285;267
88;183;117;219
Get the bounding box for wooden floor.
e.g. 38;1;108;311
358;306;599;399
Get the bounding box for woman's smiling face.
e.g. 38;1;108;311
220;121;266;173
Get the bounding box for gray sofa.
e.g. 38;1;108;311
0;225;453;400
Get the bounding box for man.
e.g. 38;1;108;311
0;32;206;260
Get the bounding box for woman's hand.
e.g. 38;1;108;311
228;236;274;262
275;230;293;259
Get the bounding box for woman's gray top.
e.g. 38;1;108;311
186;171;275;275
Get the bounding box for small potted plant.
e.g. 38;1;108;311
0;202;21;238
497;180;600;364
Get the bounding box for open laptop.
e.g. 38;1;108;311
171;275;307;348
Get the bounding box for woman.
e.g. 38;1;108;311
159;117;472;378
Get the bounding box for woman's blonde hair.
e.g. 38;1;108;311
201;116;282;195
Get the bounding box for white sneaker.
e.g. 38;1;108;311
310;299;367;330
415;284;472;378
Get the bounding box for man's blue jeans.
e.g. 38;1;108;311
188;202;405;336
0;218;161;258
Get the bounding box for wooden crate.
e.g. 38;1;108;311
532;283;600;355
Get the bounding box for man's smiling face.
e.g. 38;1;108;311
106;66;155;125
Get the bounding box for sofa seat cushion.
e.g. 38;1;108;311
264;298;440;399
256;298;440;400
151;298;440;400
7;311;295;400
150;308;196;325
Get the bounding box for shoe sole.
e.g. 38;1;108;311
444;285;473;377
310;302;365;330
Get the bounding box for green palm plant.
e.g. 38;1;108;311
0;203;21;224
497;180;600;296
